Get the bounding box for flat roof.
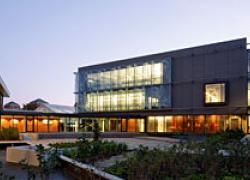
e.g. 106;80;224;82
78;37;247;71
0;76;10;97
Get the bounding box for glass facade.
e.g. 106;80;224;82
85;62;164;112
78;118;144;132
87;62;163;91
205;83;226;104
86;89;145;112
0;115;60;133
0;114;248;134
147;115;248;134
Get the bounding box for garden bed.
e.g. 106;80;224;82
50;137;128;164
60;155;123;180
105;129;250;179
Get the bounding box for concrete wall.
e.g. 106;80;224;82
171;38;247;114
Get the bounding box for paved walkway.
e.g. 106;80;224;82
21;136;177;150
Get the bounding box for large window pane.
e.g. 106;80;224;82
103;71;111;89
152;63;163;84
143;63;152;85
207;115;220;134
127;66;135;87
248;82;250;106
134;66;143;86
194;115;205;134
117;90;127;110
147;116;156;132
118;69;127;88
103;92;110;111
13;115;25;132
183;115;193;133
205;83;226;104
156;116;164;132
110;69;118;88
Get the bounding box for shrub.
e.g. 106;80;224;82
105;132;250;179
93;120;101;141
0;127;19;140
62;139;128;164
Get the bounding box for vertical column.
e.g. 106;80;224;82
204;115;207;135
144;117;147;133
192;115;195;133
24;115;27;132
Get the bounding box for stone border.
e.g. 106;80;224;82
59;155;123;180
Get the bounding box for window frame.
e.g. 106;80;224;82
203;82;228;106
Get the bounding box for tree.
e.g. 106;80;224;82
23;102;39;110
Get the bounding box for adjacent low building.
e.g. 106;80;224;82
0;38;249;134
0;76;10;110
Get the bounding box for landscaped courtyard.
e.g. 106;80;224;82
1;128;250;179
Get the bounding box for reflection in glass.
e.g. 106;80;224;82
86;62;163;91
86;89;145;112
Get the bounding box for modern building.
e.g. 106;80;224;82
75;38;250;134
0;76;10;110
0;38;249;134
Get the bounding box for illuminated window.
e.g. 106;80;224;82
205;83;226;104
134;66;143;86
152;63;163;84
86;62;164;90
111;91;118;111
90;73;98;90
143;63;152;85
110;69;118;88
103;92;111;111
248;82;250;106
117;90;127;110
103;71;111;89
127;66;135;87
128;89;145;110
118;69;127;88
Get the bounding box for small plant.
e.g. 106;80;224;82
35;144;61;180
93;120;101;141
62;139;128;164
0;127;19;140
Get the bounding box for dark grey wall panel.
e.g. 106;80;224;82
76;38;248;115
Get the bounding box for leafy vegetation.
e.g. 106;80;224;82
20;144;61;180
0;127;19;140
62;135;128;164
22;101;40;110
105;129;250;179
50;123;127;164
93;120;101;141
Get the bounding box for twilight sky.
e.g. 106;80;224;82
0;0;250;106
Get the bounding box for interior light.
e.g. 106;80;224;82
12;119;19;124
42;120;53;124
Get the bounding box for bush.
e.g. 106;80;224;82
0;127;19;140
105;132;250;179
62;139;128;164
